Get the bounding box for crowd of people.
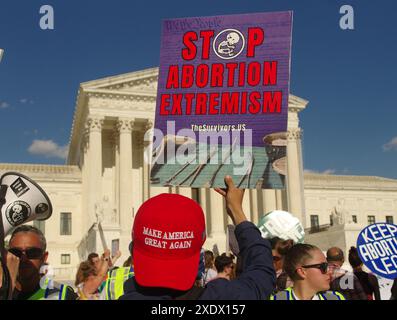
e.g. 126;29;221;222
1;176;396;300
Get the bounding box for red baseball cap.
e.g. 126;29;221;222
132;193;206;291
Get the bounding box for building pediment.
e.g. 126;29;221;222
304;172;397;191
68;67;160;164
80;67;159;98
0;163;81;182
288;94;309;112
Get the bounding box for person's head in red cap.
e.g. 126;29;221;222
132;193;206;291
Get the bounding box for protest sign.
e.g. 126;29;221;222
0;172;52;236
151;11;293;189
357;223;397;280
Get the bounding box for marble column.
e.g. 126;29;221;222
199;188;208;225
263;189;277;214
208;189;226;253
250;189;259;225
81;126;90;232
133;130;144;210
242;192;251;222
112;129;120;223
178;187;192;198
209;190;225;236
286;128;306;224
276;190;284;210
142;120;153;202
116;118;134;257
86;116;104;228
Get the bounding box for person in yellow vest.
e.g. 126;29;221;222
270;243;345;300
27;277;75;300
100;265;134;300
8;225;76;300
100;243;134;300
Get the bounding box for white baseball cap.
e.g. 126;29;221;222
257;210;305;244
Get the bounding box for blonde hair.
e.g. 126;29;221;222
75;261;97;286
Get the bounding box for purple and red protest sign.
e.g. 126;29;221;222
151;11;293;189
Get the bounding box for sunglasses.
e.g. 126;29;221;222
300;262;329;274
8;247;44;260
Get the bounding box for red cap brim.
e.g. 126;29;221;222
133;247;200;291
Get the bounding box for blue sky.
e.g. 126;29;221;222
0;0;396;178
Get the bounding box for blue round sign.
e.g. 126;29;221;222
356;223;397;280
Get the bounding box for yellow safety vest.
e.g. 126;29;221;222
104;266;134;300
28;278;71;300
270;287;345;300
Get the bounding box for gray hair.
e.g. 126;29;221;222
9;225;47;251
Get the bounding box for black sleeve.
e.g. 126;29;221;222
65;285;78;300
353;275;368;300
200;221;276;300
368;274;381;300
391;279;397;300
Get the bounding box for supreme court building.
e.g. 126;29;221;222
1;67;397;282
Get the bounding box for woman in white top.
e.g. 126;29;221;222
202;250;217;286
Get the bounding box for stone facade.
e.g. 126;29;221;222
304;173;397;260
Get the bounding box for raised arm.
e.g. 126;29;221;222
202;176;276;300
